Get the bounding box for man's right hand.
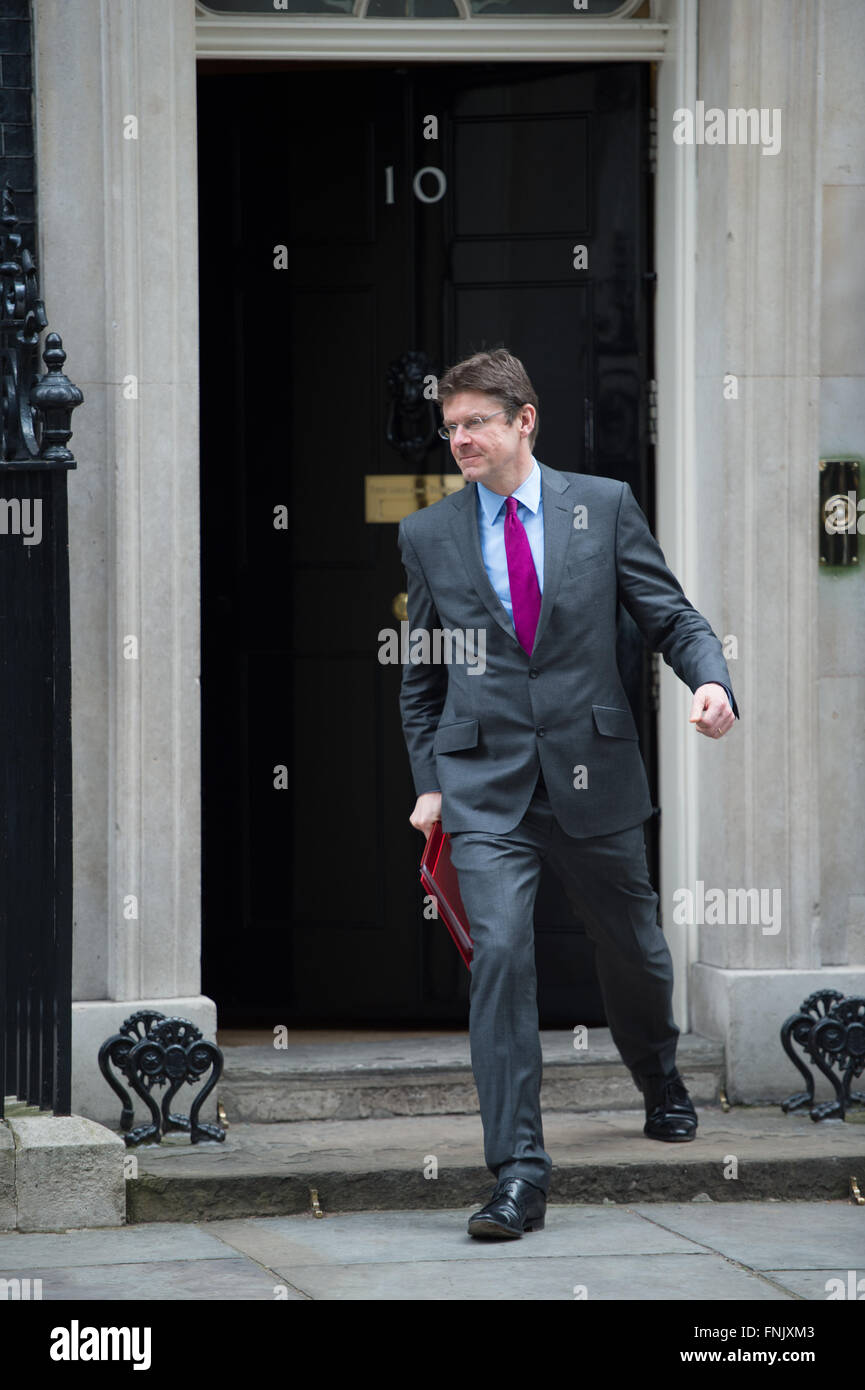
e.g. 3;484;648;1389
410;791;442;840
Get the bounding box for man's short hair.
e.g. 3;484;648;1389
437;348;540;450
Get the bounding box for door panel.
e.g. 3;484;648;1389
453;118;589;236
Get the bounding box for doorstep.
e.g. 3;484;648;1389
126;1104;865;1223
215;1029;724;1124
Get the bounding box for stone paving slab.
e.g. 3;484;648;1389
763;1269;863;1299
254;1253;788;1301
220;1028;722;1074
218;1029;725;1122
207;1205;698;1264
135;1106;865;1176
218;1034;723;1073
0;1201;857;1301
0;1222;239;1268
628;1200;865;1270
4;1258;297;1301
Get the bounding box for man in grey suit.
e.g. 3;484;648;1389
398;349;737;1239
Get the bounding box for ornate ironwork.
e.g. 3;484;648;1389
0;182;82;468
0;184;82;1123
781;990;865;1121
385;349;438;468
98;1011;226;1146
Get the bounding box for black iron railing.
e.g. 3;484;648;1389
0;183;82;1119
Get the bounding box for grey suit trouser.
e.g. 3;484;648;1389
447;773;678;1196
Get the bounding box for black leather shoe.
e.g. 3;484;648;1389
467;1177;546;1239
642;1073;698;1142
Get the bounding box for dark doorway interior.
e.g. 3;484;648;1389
197;62;655;1028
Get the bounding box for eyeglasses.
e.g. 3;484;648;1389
437;410;508;442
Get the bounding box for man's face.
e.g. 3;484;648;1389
441;390;532;487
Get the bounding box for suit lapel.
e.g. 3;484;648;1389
532;463;573;652
447;480;517;644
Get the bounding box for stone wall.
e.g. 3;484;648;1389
32;0;214;1124
689;0;865;1098
817;0;865;972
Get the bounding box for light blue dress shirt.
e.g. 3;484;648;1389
476;457;544;623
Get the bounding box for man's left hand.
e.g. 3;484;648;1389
690;683;735;739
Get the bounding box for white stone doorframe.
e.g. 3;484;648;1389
34;0;213;1126
192;0;700;1032
32;0;698;1124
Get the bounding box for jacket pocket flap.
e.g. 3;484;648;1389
592;704;639;740
434;718;479;754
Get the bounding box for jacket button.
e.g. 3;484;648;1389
529;667;539;678
536;727;546;737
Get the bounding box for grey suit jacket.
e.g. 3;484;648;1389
398;463;738;838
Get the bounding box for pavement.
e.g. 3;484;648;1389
0;1198;863;1301
4;1026;864;1310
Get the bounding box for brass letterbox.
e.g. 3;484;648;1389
365;474;465;524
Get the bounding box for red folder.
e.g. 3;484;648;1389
419;822;473;969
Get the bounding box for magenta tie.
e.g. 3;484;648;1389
504;495;542;654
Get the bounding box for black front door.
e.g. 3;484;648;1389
197;62;654;1027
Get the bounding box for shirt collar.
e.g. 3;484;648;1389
477;456;541;524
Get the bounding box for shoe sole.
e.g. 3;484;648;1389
644;1128;697;1142
467;1215;545;1239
